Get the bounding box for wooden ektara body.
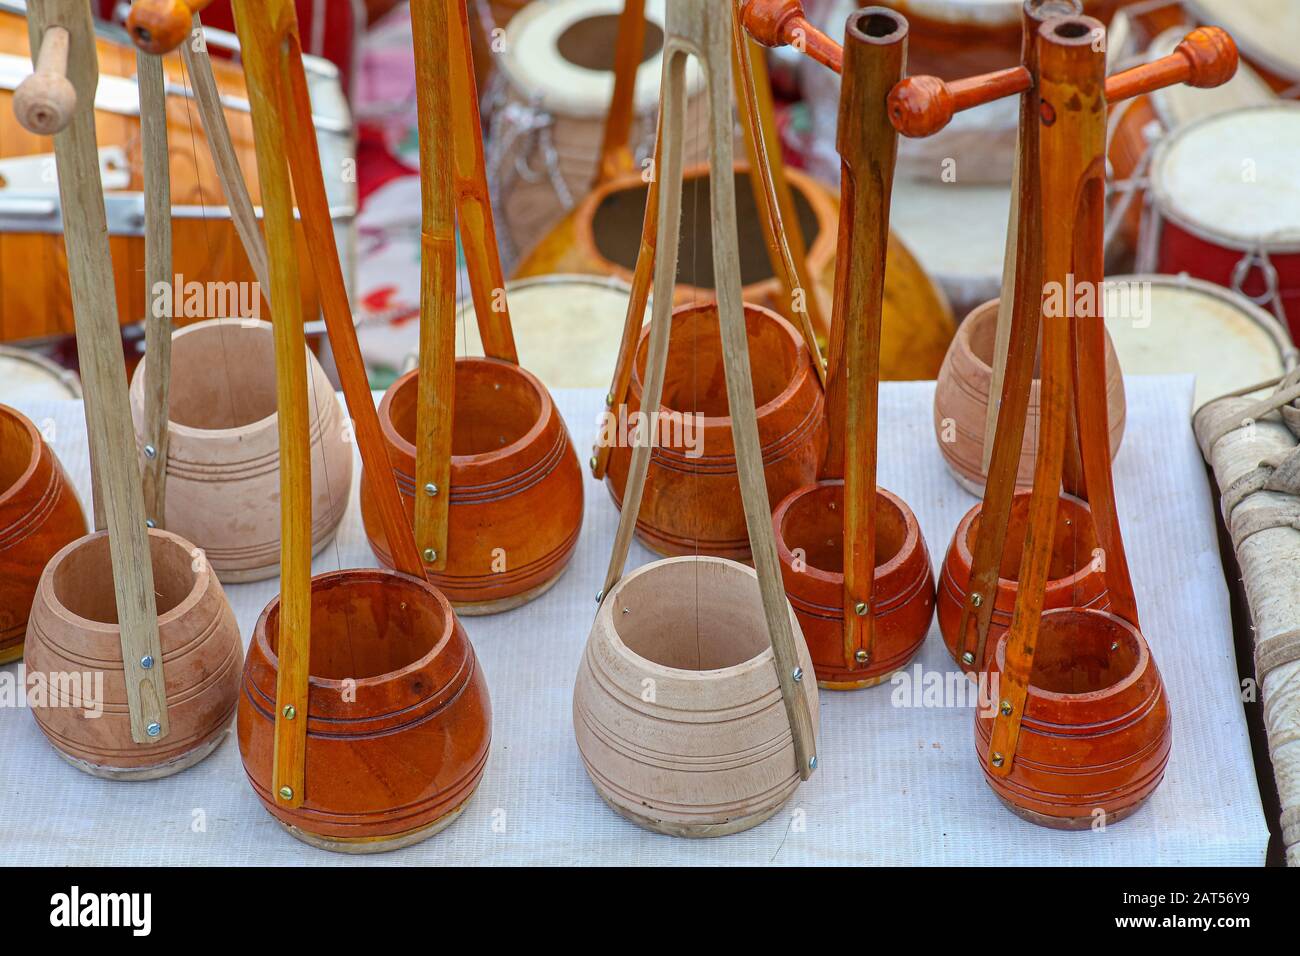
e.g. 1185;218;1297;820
225;0;490;852
17;0;241;779
574;0;819;838
891;12;1235;827
357;0;584;615
766;6;936;690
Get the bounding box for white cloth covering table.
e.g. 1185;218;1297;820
0;377;1270;865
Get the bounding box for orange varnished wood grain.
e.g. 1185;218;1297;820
604;301;826;561
0;404;86;664
238;569;491;846
362;358;584;614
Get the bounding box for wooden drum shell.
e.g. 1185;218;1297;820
772;482;936;689
128;319;353;583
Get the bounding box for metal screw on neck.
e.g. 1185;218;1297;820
970;593;983;608
961;651;975;666
1000;700;1013;716
282;705;296;720
422;548;437;562
143;444;157;460
278;786;293;800
855;649;869;664
145;722;161;737
854;601;868;616
792;667;803;682
424;483;438;496
991;753;1005;768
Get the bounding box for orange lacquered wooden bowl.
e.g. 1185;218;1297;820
976;607;1171;829
604;301;826;560
938;491;1111;672
772;482;935;689
238;568;491;852
362;358;584;614
515;162;954;379
0;403;86;665
25;528;243;778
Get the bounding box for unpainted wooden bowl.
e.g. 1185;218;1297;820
573;556;820;837
24;528;242;778
129;319;352;583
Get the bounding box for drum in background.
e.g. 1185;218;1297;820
469;0;532;95
488;0;708;264
453;274;642;390
1104;274;1298;410
0;345;80;402
874;0;1128;81
1107;25;1275;254
0;2;355;343
888;177;1011;322
1185;0;1300;96
1147;105;1300;342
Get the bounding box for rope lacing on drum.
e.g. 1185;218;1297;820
1231;244;1291;331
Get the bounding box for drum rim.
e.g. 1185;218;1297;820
879;0;1023;28
498;0;703;118
1183;0;1300;85
0;346;82;399
1107;271;1300;375
1150;103;1300;255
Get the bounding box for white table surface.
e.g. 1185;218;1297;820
0;377;1270;865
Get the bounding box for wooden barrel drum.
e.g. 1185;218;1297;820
0;4;354;341
363;357;585;614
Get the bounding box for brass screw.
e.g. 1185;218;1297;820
424;483;438;496
589;455;598;471
961;651;975;666
855;649;870;664
854;602;868;616
278;786;293;800
282;705;296;720
605;393;614;407
991;753;1005;768
423;548;437;562
1000;699;1012;716
971;593;983;608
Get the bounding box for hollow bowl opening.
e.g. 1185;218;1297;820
591;167;822;289
964;494;1098;583
264;572;449;682
778;483;908;576
632;305;799;419
1053;19;1093;40
857;11;904;40
0;408;36;500
964;301;1041;376
1025;609;1141;696
51;532;198;624
167;322;278;430
611;560;770;671
556;14;663;70
390;360;544;459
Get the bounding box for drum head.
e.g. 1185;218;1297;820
455;275;642;390
1152;105;1300;253
0;347;81;403
1147;26;1274;128
500;0;703;118
1104;275;1295;409
1185;0;1300;86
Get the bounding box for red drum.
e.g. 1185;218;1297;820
1107;26;1274;254
1148;105;1300;341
